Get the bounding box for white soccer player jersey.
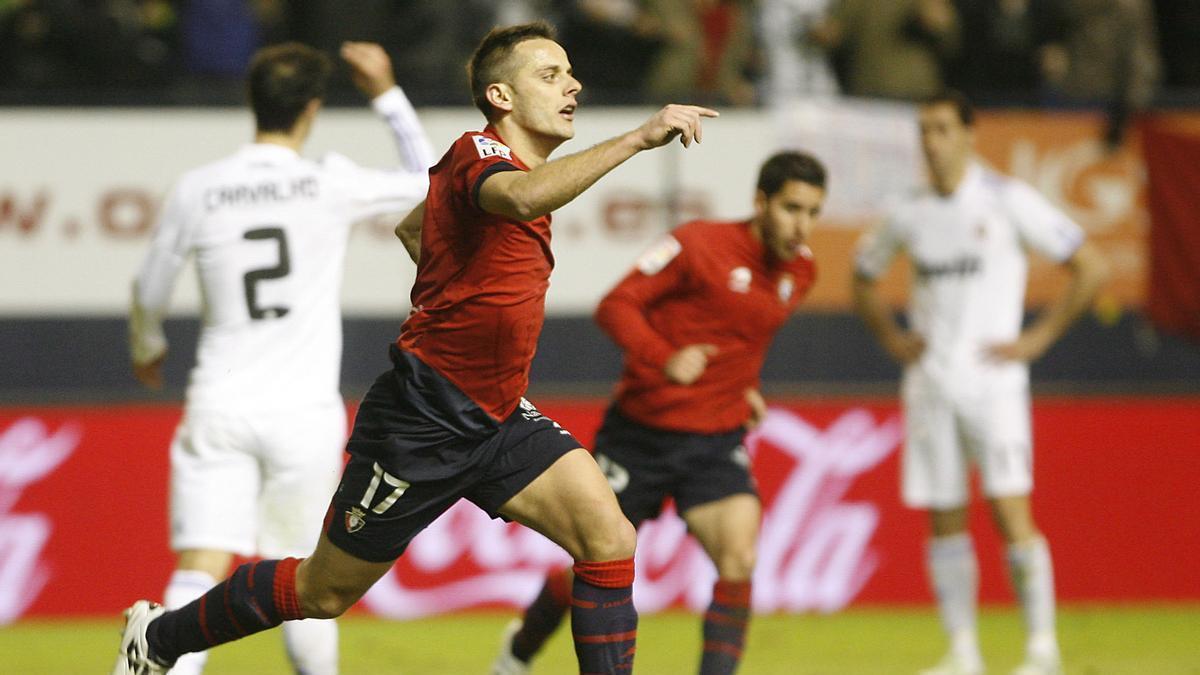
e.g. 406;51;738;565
855;162;1084;387
131;87;433;412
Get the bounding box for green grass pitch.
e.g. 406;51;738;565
4;605;1197;674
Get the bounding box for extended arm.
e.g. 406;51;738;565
334;42;430;222
343;41;436;172
985;241;1109;362
596;240;716;385
129;205;189;389
852;273;925;364
479;104;718;221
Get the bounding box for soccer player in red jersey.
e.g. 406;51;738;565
491;152;827;675
112;21;717;675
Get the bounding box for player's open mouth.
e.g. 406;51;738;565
559;105;576;120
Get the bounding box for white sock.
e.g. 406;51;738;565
927;534;981;666
283;618;339;675
163;569;217;675
1008;536;1059;661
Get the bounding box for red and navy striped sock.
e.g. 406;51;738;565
511;566;572;662
700;578;751;674
571;558;637;674
146;557;304;664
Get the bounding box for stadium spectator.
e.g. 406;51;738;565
811;0;962;100
643;0;758;105
178;0;284;79
554;0;666;104
949;0;1067;105
358;0;498;105
113;20;718;675
0;0;176;89
852;90;1108;675
1044;0;1161;147
491;151;827;675
1153;0;1200;90
125;41;433;674
758;0;841;102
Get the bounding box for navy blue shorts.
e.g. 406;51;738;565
592;405;757;528
325;347;581;562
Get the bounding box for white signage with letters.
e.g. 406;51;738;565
0;105;918;316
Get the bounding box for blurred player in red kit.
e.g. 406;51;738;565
114;20;718;675
491;151;827;675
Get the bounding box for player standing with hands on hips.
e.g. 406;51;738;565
127;41;432;675
491;151;827;675
115;21;718;675
853;90;1108;675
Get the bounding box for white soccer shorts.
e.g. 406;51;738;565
900;374;1033;509
169;402;346;558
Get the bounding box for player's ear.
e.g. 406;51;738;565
486;82;514;115
752;189;768;217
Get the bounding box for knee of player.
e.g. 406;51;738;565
716;547;757;582
577;515;637;562
299;586;357;620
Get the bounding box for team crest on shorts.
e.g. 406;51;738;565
344;506;367;534
519;398;546;422
731;444;751;468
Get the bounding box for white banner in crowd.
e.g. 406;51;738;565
0;104;918;316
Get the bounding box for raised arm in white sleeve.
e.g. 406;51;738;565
327;86;433;224
372;85;436;172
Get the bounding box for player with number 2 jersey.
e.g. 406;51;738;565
124;42;431;675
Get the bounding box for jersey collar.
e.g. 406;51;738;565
954;162;986;201
240;143;302;162
482;124;531;171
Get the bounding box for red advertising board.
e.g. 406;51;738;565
0;398;1197;621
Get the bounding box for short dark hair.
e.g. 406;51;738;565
467;21;557;121
757;151;827;197
922;89;975;127
247;42;332;133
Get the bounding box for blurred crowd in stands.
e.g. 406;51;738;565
1;0;1196;114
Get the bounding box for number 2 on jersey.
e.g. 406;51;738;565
242;226;291;320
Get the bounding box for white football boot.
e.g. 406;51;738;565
112;600;173;675
489;618;531;675
919;652;985;675
1011;653;1062;675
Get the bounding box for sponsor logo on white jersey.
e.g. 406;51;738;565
472;135;512;160
635;235;682;275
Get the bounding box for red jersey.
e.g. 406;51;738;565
398;127;552;421
597;219;816;433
